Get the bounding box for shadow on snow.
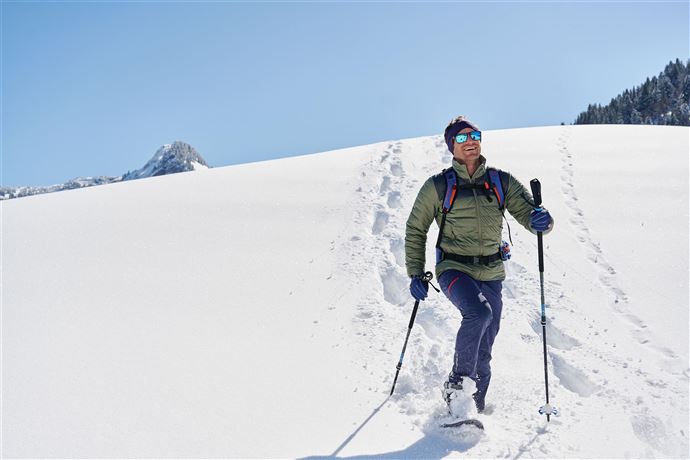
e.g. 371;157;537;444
299;396;481;460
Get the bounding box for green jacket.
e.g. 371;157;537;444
405;156;550;281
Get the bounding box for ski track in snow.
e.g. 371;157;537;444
336;132;688;458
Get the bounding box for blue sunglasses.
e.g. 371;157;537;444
455;131;481;143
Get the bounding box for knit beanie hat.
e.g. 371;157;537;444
444;116;480;153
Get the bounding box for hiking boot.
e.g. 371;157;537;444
442;378;478;419
473;392;486;413
442;380;464;407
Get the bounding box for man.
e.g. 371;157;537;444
404;115;553;417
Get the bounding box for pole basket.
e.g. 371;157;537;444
539;403;559;417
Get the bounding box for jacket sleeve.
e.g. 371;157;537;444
503;173;555;235
405;177;438;277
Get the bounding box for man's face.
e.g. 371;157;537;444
452;127;482;163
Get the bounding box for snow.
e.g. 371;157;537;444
190;160;209;170
2;125;688;458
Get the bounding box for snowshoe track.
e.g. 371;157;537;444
557;126;680;360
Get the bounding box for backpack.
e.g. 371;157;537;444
432;167;512;263
432;167;507;211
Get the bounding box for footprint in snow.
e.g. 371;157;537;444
379;176;391;194
387;191;402;209
529;314;581;351
389;237;405;267
380;265;409;306
390;161;403;177
629;412;684;457
550;353;600;397
372;210;389;235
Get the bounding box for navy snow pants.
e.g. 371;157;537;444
438;269;503;406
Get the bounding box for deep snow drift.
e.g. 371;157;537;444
2;125;688;458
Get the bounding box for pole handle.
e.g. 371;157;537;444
530;179;545;271
530;179;542;208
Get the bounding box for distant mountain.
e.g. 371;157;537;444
0;141;209;200
1;176;123;201
575;58;690;126
122;141;209;181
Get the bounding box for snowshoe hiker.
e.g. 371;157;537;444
405;115;554;415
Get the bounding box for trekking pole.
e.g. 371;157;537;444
390;271;434;396
530;179;557;421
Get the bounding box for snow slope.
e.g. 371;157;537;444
2;125;688;458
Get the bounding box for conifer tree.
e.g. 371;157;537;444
575;59;689;126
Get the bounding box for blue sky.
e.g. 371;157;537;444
2;1;688;187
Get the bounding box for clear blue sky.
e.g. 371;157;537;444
2;1;688;187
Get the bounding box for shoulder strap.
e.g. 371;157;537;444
433;168;458;262
442;168;458;213
436;167;507;210
434;167;490;212
487;168;506;211
486;168;513;243
486;168;506;210
433;168;458;213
